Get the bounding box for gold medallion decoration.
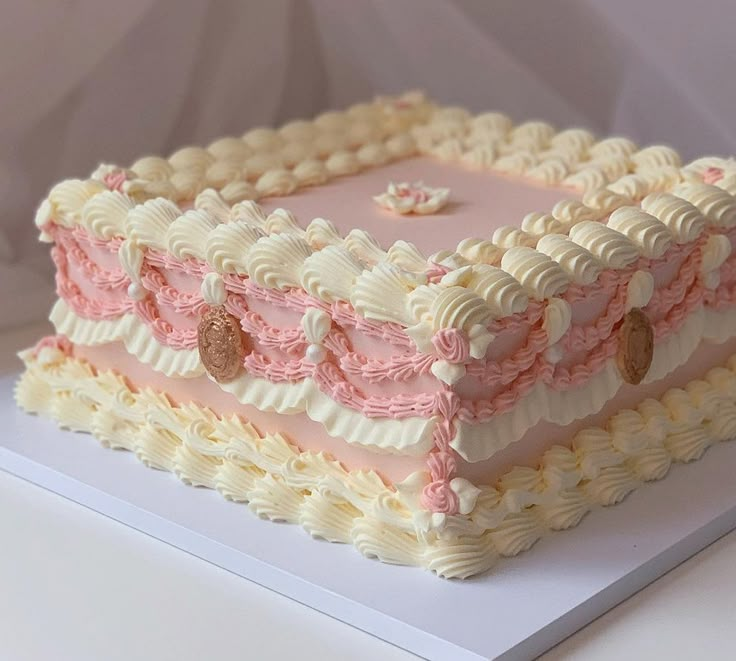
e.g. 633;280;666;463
617;308;654;385
197;306;245;382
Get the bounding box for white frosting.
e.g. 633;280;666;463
305;217;342;249
431;286;492;331
118;239;145;284
535;233;602;285
299;246;364;303
568;221;640;268
131;156;175;181
606;207;673;259
194;189;231;221
525;158;569;185
344;229;386;264
673;183;736;228
126;198;181;250
47;179;107;227
562;167;608;193
625;270;655;312
301;307;331;344
492;150;538;176
201;272;226;306
632;145;682;170
542;297;572;345
165;209;219;261
265;208;302;235
521;212;564;237
18;336;736;579
492;226;536;249
386;241;427;271
589;136;637;159
207;136;252;162
255;169;298;197
551;199;599;226
205;220;265;274
456;238;503;265
606;173;650;200
350;263;418;325
640;192;705;244
232;200;267;225
80;190;135;239
700;234;731;288
431;360;467;385
501;247;569;299
582;189;633;215
464;265;529;316
373;181;450;215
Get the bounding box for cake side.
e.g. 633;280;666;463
16;337;736;578
29;93;736;520
19;93;736;579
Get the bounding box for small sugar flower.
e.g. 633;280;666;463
374;181;450;215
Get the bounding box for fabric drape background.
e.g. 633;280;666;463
2;0;735;329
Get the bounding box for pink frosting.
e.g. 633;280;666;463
432;328;470;363
31;334;73;358
103;170;127;192
48;221;736;513
703;167;725;185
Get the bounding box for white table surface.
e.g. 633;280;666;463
2;324;736;660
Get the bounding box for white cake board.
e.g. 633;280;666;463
3;371;736;661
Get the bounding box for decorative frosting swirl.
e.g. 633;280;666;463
126;197;181;250
464;264;529;316
245;234;313;290
568;221;640;268
299;245;364;303
607;206;673;259
432;328;470;363
535;234;602;285
672;183;736;228
205;221;265;274
639;192;705;244
501;246;569;299
165;209;219;261
81;190;134;239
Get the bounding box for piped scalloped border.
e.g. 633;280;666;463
33;99;736;340
51;300;435;455
16;344;736;579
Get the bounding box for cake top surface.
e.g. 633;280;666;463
35;91;736;332
261;156;573;254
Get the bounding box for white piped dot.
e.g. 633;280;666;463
306;344;327;364
127;282;147;301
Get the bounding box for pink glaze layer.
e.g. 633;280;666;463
264;156;576;254
73;342;426;483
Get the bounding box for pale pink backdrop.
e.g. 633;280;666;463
2;0;735;329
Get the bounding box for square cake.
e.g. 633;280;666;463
17;91;736;578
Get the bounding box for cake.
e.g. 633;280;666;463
17;91;736;579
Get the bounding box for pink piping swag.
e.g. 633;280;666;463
49;223;731;514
